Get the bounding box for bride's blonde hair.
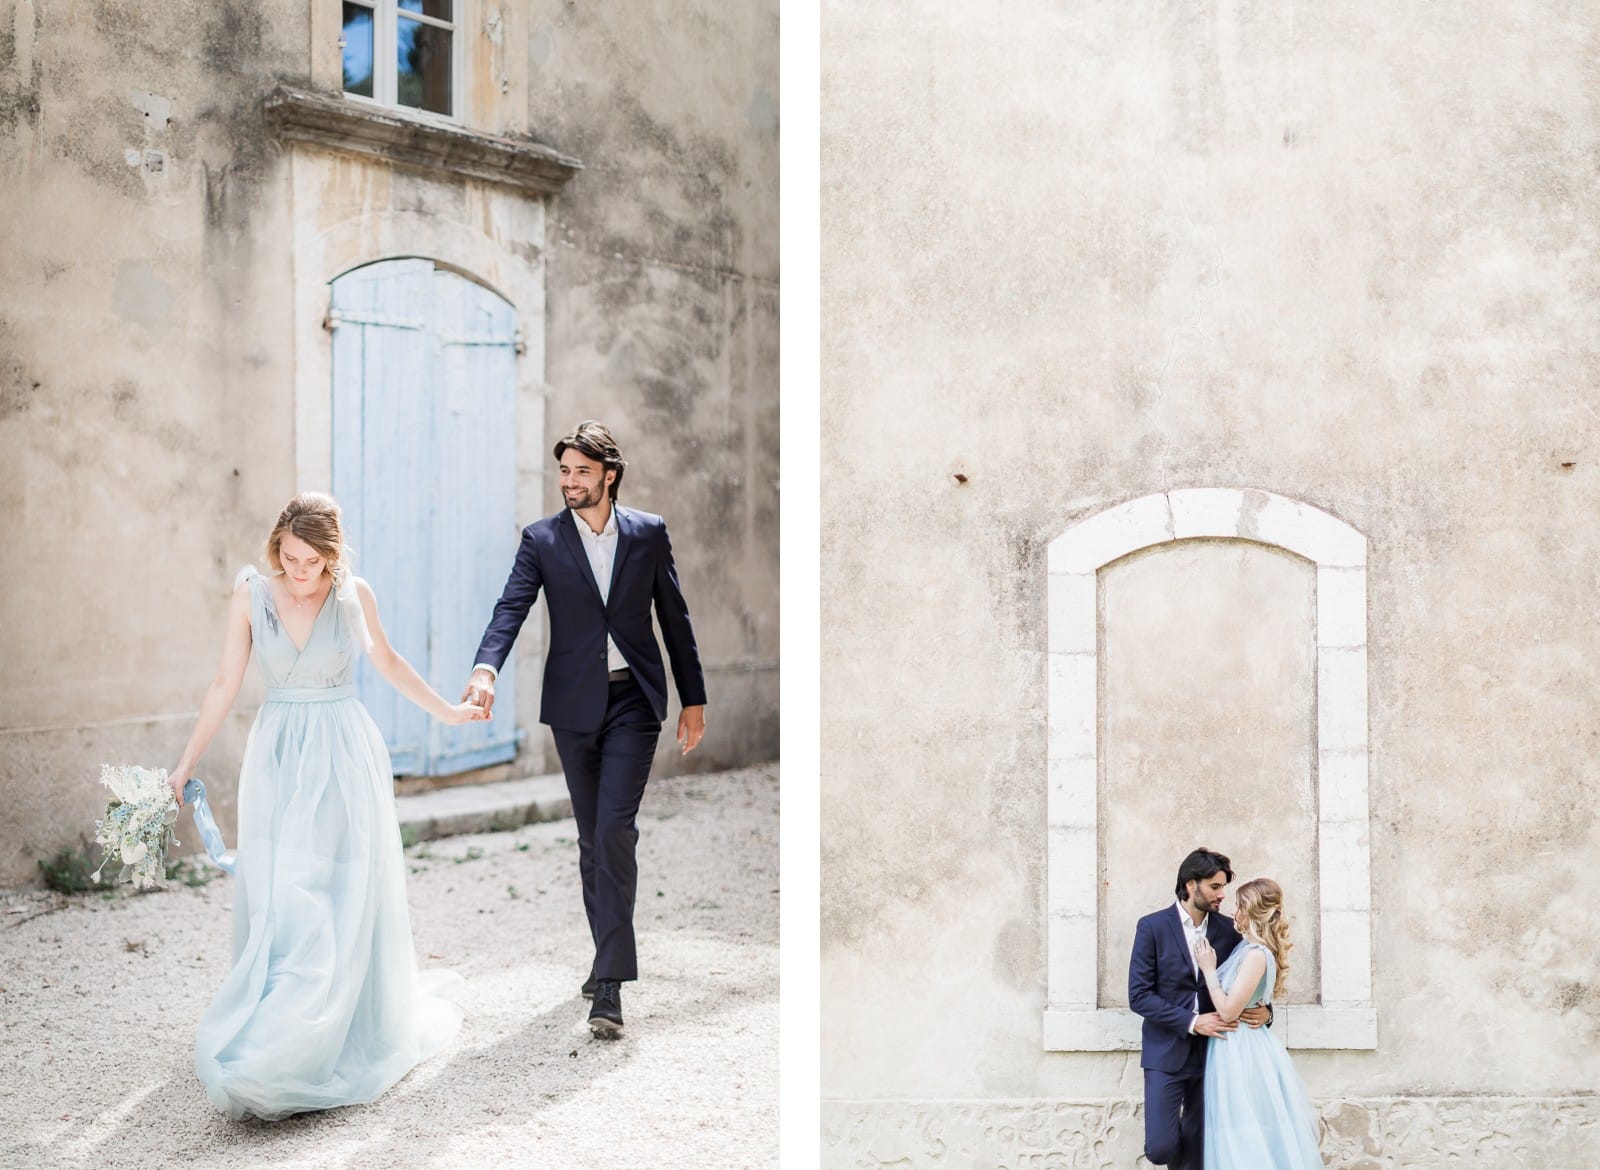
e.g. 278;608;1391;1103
1233;877;1292;998
266;492;353;591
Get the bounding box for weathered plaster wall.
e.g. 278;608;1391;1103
0;0;309;884
821;0;1600;1161
525;1;781;774
0;0;778;886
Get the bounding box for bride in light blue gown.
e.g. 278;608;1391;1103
165;492;487;1120
1194;878;1325;1170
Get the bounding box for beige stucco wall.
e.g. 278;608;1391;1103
822;0;1600;1164
0;0;777;887
0;0;310;887
524;2;782;772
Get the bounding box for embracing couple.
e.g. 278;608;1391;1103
164;420;707;1120
1130;848;1324;1170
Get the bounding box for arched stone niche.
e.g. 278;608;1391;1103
1044;488;1377;1051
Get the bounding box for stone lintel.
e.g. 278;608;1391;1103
263;85;583;195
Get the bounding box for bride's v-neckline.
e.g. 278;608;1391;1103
265;576;336;655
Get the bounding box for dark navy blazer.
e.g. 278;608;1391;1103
472;506;707;733
1128;903;1245;1073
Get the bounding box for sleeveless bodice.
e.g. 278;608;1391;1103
1217;940;1275;1009
238;566;360;690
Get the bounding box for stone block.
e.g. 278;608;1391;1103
1047;570;1099;654
1243;490;1366;567
1320;908;1374;1004
1168;487;1246;540
1042;1007;1142;1050
1047;652;1097;759
393;772;573;841
1318;819;1372;911
1277;1005;1379;1050
1047;754;1097;828
1047;910;1100;1009
1317;646;1369;753
1318;749;1370;823
1316;564;1367;648
1048;825;1098;911
1049;493;1173;574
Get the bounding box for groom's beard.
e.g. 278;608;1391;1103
564;485;606;509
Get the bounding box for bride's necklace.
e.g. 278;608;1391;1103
288;580;330;609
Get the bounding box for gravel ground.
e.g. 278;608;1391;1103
0;765;778;1170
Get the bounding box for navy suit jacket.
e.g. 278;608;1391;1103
472;506;707;733
1128;904;1245;1073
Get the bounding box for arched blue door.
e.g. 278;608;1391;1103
329;257;522;776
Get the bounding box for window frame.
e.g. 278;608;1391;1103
341;0;465;125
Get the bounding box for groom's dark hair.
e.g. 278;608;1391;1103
1174;848;1233;899
554;420;627;501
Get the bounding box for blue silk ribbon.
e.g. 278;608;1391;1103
182;779;237;874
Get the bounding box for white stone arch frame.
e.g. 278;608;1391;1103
289;196;549;497
1043;488;1377;1051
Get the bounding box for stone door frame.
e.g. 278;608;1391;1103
1044;488;1377;1051
275;133;571;770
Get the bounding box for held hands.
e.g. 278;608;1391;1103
1193;1012;1237;1038
462;669;496;717
677;705;706;755
444;700;491;725
1194;936;1217;975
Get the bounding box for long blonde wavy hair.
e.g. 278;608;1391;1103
265;492;352;591
1233;877;1292;998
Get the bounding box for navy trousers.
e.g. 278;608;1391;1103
1144;1035;1207;1170
550;677;662;983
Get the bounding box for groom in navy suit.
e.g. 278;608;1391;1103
464;421;707;1038
1129;848;1272;1170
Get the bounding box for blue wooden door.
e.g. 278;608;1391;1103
329;258;522;776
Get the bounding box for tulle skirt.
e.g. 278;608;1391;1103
1203;1023;1325;1169
194;690;462;1120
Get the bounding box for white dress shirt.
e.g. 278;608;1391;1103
573;506;629;673
472;506;628;680
1176;899;1208;1032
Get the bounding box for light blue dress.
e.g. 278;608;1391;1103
194;567;462;1120
1203;942;1325;1169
